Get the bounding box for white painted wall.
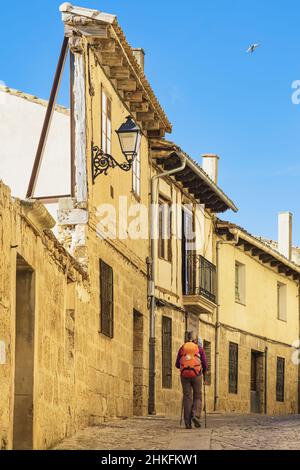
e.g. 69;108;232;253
0;88;70;200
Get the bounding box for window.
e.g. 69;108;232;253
102;89;112;154
276;357;285;402
235;261;245;304
100;260;114;338
132;150;141;197
162;316;172;389
203;340;211;385
277;282;287;321
229;342;238;394
158;197;172;262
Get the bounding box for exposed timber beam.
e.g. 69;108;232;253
252;248;263;257
117;79;137;91
270;260;281;267
90;38;116;52
130;101;149;113
124;91;143;102
259;254;273;263
142;121;160;130
109;66;130;79
136;112;155;122
100;52;123;67
278;265;288;274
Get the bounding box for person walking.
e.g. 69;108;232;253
175;331;208;429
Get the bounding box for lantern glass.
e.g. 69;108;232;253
116;116;141;159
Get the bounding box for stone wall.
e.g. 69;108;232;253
0;182;92;449
0;182;149;450
82;228;149;423
218;326;298;415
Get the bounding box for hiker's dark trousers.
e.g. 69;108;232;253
181;375;202;426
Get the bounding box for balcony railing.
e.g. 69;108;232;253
183;254;217;303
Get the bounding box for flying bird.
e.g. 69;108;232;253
247;43;260;54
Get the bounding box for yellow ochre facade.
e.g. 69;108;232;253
0;2;299;451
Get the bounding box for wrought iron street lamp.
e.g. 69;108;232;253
92;116;142;183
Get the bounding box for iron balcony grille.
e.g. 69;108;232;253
184;254;217;303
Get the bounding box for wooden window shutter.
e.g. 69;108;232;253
162;316;172;389
100;260;114;338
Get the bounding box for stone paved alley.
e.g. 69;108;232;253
54;414;300;451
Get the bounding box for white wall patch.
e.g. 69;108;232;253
0;341;6;365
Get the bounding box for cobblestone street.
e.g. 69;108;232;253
54;414;300;451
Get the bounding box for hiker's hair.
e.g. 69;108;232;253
186;331;198;342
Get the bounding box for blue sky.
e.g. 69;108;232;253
1;0;300;244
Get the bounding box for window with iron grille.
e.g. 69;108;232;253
276;357;285;402
100;260;114;338
203;340;211;385
158;197;172;262
162;316;172;389
229;342;238;394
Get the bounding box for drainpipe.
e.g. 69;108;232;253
214;231;240;411
148;154;187;415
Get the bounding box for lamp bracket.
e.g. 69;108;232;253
92;145;135;183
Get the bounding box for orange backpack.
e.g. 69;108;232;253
180;342;202;378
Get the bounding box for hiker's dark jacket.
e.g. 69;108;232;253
175;345;208;375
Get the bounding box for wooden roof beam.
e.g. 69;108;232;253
213;203;228;213
185;179;205;189
201;192;219;203
147;129;165;138
252;248;263;257
286;269;295;277
270;260;281;267
175;170;194;182
278;265;289;274
142;121;160;130
259;254;273;263
109;66;130;79
100;52;124;67
117;79;137;91
124;91;143;102
137;112;155;122
130;101;149;113
90;38;116;52
243;242;252;252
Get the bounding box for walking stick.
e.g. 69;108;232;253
203;375;207;429
180;398;184;427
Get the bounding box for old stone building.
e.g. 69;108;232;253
0;183;90;450
0;1;299;451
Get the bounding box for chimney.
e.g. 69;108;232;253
202;154;219;184
132;48;145;72
278;212;293;260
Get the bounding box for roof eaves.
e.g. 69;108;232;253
60;3;172;133
151;138;238;213
217;219;300;274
